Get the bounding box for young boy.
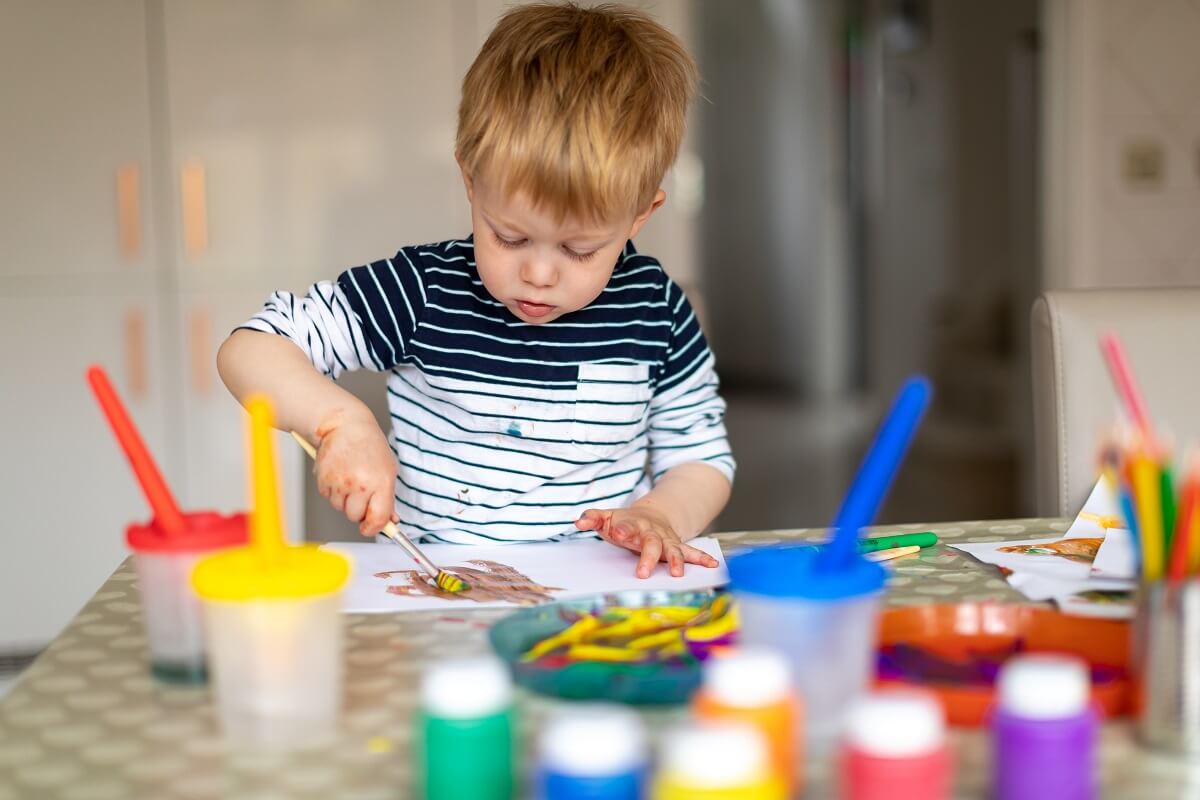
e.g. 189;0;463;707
217;2;734;579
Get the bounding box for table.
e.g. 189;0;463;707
0;519;1194;799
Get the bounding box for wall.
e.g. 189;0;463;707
1044;0;1200;289
696;0;850;397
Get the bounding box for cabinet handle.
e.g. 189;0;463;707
190;306;212;395
116;163;140;260
181;160;208;258
124;308;147;401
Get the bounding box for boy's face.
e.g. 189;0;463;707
462;167;664;325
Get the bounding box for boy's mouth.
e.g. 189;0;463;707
517;300;555;318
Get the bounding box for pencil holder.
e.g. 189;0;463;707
1133;579;1200;753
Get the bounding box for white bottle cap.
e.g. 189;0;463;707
419;656;512;719
844;690;945;758
539;704;647;776
997;654;1090;720
703;647;793;708
659;722;769;788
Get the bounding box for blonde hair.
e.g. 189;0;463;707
456;2;697;222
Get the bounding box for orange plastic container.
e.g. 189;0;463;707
875;603;1130;726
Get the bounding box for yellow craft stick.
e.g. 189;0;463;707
521;616;600;661
1131;452;1163;580
247;396;285;563
566;644;646;662
865;545;921;562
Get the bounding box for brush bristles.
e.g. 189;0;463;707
435;571;469;593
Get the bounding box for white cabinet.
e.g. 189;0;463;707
0;1;156;279
0;288;169;647
161;0;466;288
170;287;304;541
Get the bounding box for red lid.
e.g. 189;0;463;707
126;510;249;554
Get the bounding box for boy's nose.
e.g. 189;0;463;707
520;258;558;288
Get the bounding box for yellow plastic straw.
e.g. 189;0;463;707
1131;452;1163;580
247;395;285;564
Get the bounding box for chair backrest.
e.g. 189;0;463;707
1031;288;1200;517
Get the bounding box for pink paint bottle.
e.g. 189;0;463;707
840;689;951;800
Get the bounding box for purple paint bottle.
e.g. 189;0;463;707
991;654;1097;800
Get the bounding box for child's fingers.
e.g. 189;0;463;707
681;543;719;569
360;491;393;536
343;491;369;526
327;487;348;513
666;544;685;577
636;534;663;579
575;509;607;531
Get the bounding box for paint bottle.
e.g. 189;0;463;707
991;654;1096;800
417;656;515;800
652;722;786;800
128;511;247;684
692;647;800;791
840;689;951;800
536;704;647;800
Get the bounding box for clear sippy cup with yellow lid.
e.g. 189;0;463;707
192;396;351;750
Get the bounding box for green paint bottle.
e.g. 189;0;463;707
416;657;516;800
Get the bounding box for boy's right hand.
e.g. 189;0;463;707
313;412;398;537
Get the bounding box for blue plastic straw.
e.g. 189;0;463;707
820;376;933;569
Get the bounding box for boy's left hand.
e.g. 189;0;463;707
575;506;719;579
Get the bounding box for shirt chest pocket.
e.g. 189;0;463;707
570;363;652;456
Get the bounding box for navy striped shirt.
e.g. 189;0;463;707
240;237;734;544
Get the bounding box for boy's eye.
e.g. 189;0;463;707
493;232;526;249
562;246;597;262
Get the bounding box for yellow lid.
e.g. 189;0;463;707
192;543;350;601
191;395;350;601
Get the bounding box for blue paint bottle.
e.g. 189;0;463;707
536;704;647;800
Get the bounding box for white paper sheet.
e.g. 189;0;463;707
1005;572;1134;618
950;476;1137;617
1064;477;1137;579
950;537;1098;581
323;537;729;613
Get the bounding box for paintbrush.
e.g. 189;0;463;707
289;431;469;593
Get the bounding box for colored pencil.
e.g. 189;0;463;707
864;545;921;563
1167;468;1197;581
1161;464;1177;559
1130;451;1164;581
1100;333;1154;443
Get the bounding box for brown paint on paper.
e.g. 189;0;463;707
375;560;563;605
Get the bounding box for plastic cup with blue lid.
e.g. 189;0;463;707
728;544;886;751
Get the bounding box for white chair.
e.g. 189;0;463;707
1030;288;1200;516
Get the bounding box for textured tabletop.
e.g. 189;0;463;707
0;519;1193;799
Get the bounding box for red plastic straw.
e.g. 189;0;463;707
1100;333;1154;443
86;365;186;535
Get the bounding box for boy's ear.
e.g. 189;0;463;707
629;189;667;239
458;163;475;203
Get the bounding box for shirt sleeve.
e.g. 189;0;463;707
236;251;426;377
647;280;736;484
